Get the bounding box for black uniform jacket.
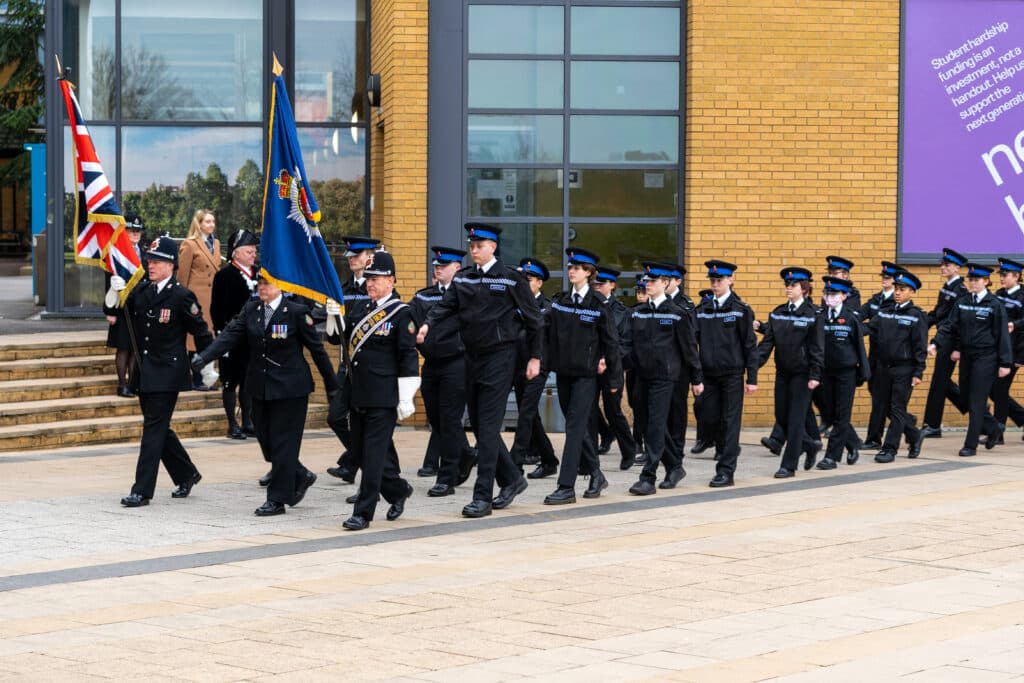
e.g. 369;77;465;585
410;284;464;362
934;292;1014;368
603;294;633;371
695;292;759;383
343;293;419;409
995;286;1024;364
625;297;703;384
103;245;149;349
867;300;928;379
822;286;861;317
822;304;870;381
202;298;337;400
547;288;622;387
757;299;824;381
861;289;895;324
517;292;552;373
210;262;258;334
928;276;968;333
425;260;543;358
343;277;371;316
126;277;212;393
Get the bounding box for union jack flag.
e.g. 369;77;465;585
59;78;143;303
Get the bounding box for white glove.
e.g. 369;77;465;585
110;276;126;291
200;362;219;388
325;298;342;316
396;376;420;421
325;299;345;337
105;276;127;308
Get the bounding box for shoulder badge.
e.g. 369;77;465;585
189;302;199;316
305;314;314;326
407;320;415;334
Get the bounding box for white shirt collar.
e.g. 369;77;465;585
651;293;668;308
973;290;988;302
1008;285;1021;295
479;257;498;273
789;297;805;310
881;288;894;299
572;283;589;300
154;275;173;293
947;275;962;286
715;291;731;307
374;292;394;308
265;293;283;312
354;275;365;287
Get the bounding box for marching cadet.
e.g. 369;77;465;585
861;261;899;450
824;255;862;311
930;263;1014;456
108;237;214;507
665;264;697;459
816;276;871;469
625;262;703;495
921;247;970;438
690;288;716;456
417;223;542;518
626;278;648;461
592;265;638;471
991;258;1024;438
340;251;419;530
695;260;758;487
193;273;338;516
757;267;824;477
808;256;861;437
542;248;621;504
870;269;927;463
410;246;477;497
511;258;559;479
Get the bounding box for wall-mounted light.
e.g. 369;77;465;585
367;73;383;128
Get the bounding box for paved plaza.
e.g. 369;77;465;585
0;425;1022;682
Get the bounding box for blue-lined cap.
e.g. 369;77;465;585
595;266;620;283
430;245;466;265
464;222;501;242
518;257;550;281
998;257;1023;274
780;266;812;282
342;235;381;256
893;269;921;291
642;260;676;280
699;288;713;301
635;278;647;290
965;262;994;278
826;255;854;272
670;263;686;278
705;260;736;278
565;247;599;267
821;275;852;293
941;247;967;267
880;260;899;277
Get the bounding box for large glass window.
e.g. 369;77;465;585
468;115;563;164
571;7;680;56
469;61;563;109
468;169;561;218
295;0;367;123
468;5;564;54
296;127;367;241
571;61;679;110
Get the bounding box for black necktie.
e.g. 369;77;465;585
263;304;272;328
830;309;836;322
974;293;980;305
573;293;581;305
788;303;795;313
714;300;720;312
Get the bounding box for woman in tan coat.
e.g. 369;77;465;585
179;208;221;389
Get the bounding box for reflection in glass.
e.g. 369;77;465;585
493;223;563;271
120;127;262;241
569;169;678;217
467;169;561;218
569;223;677;273
468;115;563;164
295;127;367;241
468;5;564;55
571;62;679;110
570;116;678;164
469;61;563;109
571;7;680;56
118;0;262;120
295;0;367;123
62;0;116;119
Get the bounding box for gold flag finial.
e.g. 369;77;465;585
272;53;284;77
54;54;64;79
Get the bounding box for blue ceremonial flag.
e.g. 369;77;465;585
260;71;344;306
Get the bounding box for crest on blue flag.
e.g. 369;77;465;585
260;70;345;306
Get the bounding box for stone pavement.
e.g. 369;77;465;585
0;425;1022;682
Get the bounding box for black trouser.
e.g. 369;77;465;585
774;371;814;471
638;377;681;484
960;351;1000;449
923;342;966;427
253;395;311;505
466;345;522;503
511;369;556;470
596;373;636;458
328;369;354;466
991;365;1024;428
824;368;859;462
702;373;745;476
556;375;601;489
667;366;691;458
626;369;646;452
132;391;198;498
811;382;832;427
878;364;920;450
693;393;707;444
866;357;886;442
350;405;407;520
421;355;474;486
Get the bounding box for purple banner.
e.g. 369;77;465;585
902;0;1024;257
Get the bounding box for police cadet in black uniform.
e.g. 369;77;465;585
757;267;824;477
110;237;213;507
592;265;638;471
871;269;927;463
810;256;861;437
340;251;419;530
991;258;1024;438
930;263;1014;457
860;261;899;450
695;260;758;487
417;223;541;518
625;262;703;495
542;248;621;504
410;246;477;497
690;288;715;455
626;278;649;461
816;276;870;470
512;258;559;479
921;247;970;438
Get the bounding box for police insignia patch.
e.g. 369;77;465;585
407;321;415;334
189;302;199;316
305;314;314;326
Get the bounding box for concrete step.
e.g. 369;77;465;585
0;331;109;361
0;391;225;427
0;376;122;402
0;355;115;381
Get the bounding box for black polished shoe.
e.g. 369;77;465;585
457;449;478;485
493;477;528;509
846;448;860;465
254;500;286;516
120;493;150;507
619;453;635;471
803;441;820;471
258;469;273;487
226;425;246;440
709;473;734;488
816;458;837;470
462;499;492;518
628;479;656;496
117;385;136;398
544;487;576;505
874;448;896;463
597;439;613;455
292;471;317;506
860;439;882;450
527;463;557;479
427;483;455;497
326;465;356;483
760;437;782;455
584;471;608;498
774;467;795;479
242;424;257;437
522;453;541;466
958;447;977;457
171;472;202;498
907;432;925;459
984;424;1004;450
658;466;686;489
690;439;712;455
417;465;438;478
920;425;943;439
342;515;369;530
387;484;413;521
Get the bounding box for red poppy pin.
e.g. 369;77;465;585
838;318;845;324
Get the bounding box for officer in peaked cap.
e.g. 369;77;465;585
861;261;901;450
992;257;1024;437
921;247;969;437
